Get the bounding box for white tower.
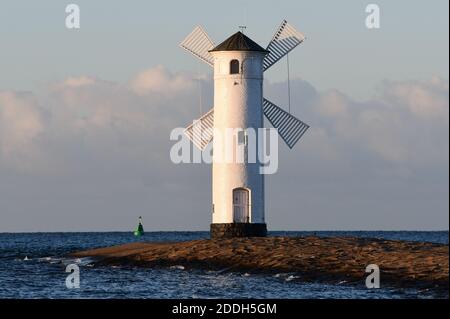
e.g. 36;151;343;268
180;21;310;238
210;33;267;237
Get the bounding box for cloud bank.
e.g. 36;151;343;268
0;66;448;231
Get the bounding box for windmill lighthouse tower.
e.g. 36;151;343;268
180;21;309;238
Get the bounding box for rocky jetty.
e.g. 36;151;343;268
71;236;449;294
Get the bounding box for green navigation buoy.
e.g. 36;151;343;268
134;216;144;237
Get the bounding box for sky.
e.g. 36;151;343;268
0;0;448;231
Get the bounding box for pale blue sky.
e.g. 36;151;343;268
0;0;448;98
0;1;448;231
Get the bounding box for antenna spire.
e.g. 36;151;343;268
238;25;247;34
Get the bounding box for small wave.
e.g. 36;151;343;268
215;267;233;274
274;273;288;278
170;265;185;270
285;275;299;282
41;257;63;264
38;257;52;262
192;294;217;299
36;256;64;264
23;256;30;261
60;257;95;266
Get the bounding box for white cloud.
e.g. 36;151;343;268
379;77;449;119
0;67;448;230
0;91;44;171
59;76;97;88
316;90;350;117
129;65;196;95
293;77;449;165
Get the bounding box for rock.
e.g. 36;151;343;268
70;236;449;294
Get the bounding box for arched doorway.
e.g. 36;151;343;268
233;188;250;223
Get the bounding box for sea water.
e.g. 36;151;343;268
0;231;447;299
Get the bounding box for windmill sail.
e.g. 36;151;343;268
263;20;305;71
263;98;309;149
184;108;214;150
180;26;215;67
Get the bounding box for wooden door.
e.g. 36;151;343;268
233;188;249;223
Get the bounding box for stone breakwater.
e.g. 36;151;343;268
71;236;449;294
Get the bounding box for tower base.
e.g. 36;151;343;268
210;223;267;239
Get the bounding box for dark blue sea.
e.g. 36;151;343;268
0;231;447;299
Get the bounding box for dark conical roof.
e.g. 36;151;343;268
209;31;268;53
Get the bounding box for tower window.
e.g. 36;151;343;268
230;59;239;74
